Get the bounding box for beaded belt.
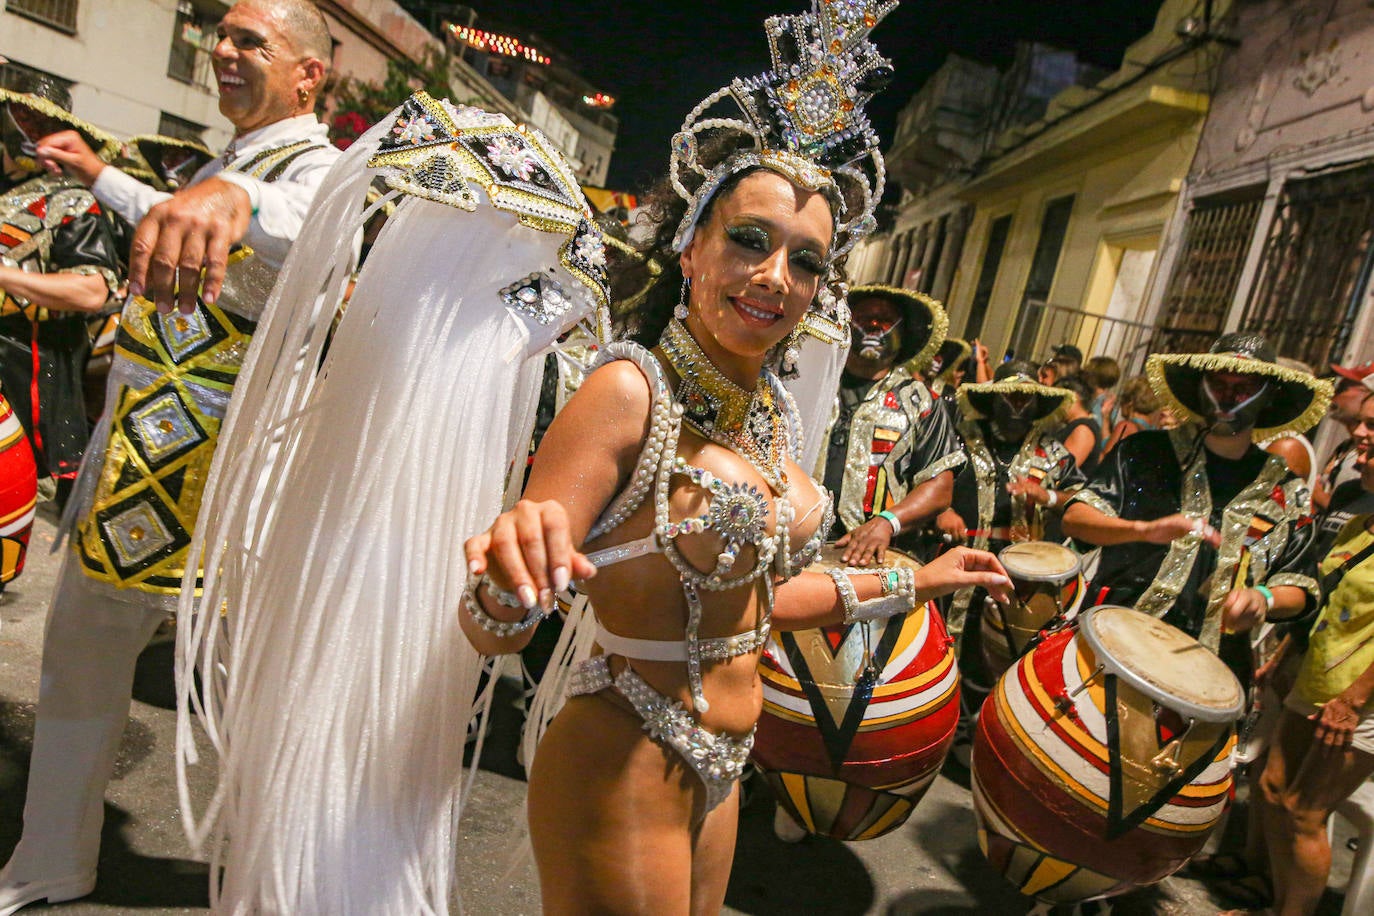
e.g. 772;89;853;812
568;655;753;815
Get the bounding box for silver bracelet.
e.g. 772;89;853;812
465;575;545;637
827;568;859;621
830;567;918;624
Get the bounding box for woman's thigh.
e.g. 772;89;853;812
689;785;739;916
1266;708;1374;820
528;695;707;916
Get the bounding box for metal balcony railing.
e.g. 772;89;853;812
1008;300;1160;376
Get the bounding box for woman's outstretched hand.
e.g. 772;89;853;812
916;546;1012;605
464;499;597;612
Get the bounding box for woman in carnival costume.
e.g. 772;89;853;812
176;2;1010;913
464;2;1013;910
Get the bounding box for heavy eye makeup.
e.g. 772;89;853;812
724;223;827;276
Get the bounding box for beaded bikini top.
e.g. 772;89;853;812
584;338;830;712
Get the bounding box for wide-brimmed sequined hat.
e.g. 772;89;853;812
1147;333;1332;439
129;134;214;190
959;360;1074;427
0;74;118;161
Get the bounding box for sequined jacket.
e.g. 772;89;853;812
0;172;122;477
822;365;964;540
945;419;1085;631
69;126;339;601
1069;426;1319;650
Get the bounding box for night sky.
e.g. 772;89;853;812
428;1;1160;190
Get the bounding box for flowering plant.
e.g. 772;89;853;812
331;110;371;150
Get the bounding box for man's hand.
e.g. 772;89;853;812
836;517;893;567
128;178;252;313
936;509;967;545
35;130;106;187
1221;587;1268;634
1007;476;1051;507
1312;693;1366;749
1142;513;1220;547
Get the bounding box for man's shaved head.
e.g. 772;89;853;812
242;0;333;73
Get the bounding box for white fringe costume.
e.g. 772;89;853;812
175;94;611;914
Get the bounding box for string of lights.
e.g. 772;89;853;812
448;23;551;65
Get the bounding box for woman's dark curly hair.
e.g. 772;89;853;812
607;129;859;351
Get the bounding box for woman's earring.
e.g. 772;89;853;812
674;277;690;321
781;328;803;376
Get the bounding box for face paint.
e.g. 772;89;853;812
850;317;902;362
1201;372;1270;435
992;391;1035;442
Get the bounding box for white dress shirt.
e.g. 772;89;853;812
91;114;338;269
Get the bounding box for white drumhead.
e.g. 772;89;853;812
1078;605;1244;722
998;541;1080;583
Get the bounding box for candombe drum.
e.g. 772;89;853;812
972;605;1242;905
981;541;1084;677
0;389;37;593
754;546;959;840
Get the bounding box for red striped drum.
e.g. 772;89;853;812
0;390;37;591
981;541;1085;677
972;605;1242;904
754;547;959;841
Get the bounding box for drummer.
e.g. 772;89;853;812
822;285;965;566
935;361;1085;760
1062;333;1328;663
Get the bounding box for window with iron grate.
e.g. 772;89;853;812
1240;162;1374;367
1154;190;1264;355
6;0;79;34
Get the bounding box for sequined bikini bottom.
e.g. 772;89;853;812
567;654;753;816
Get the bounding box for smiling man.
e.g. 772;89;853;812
0;3;340;912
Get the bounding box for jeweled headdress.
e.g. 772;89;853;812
670;0;896;262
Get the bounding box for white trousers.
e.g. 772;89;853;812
3;550;166;882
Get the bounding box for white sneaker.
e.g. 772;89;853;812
0;869;96;915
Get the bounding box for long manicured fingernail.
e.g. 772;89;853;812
517;585;538;609
992;575;1010;586
539;588;554;612
129;282;143;297
468;560;482;575
552;566;570;593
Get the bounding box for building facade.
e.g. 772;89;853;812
1148;0;1374;376
854;0;1228;374
947;0;1222;370
0;0;515;153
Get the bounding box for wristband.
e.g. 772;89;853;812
1255;584;1275;613
1045;490;1058;508
878;510;901;536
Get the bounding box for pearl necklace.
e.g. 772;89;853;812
659;318;789;492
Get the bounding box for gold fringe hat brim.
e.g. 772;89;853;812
848;284;948;372
1146;351;1334;440
130;134;214;175
0;88;119;161
957;378;1075;428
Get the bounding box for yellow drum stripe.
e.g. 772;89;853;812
856;800;913;840
997;680;1110;816
0;498;36;526
1021;856;1079;897
872;649;954;696
861;679;958;727
781;772;816;831
1020;650;1109;763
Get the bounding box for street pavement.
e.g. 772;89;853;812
0;509;1356;914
